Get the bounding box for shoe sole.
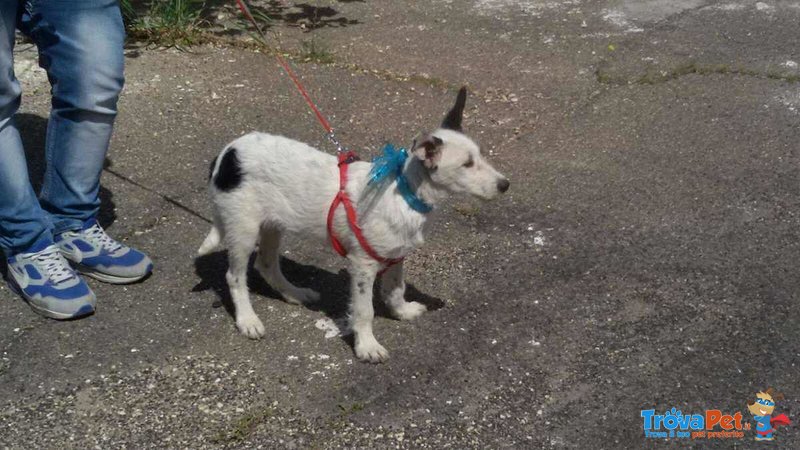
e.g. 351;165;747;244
75;263;153;285
6;278;95;320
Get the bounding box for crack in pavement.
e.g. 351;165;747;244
595;60;800;86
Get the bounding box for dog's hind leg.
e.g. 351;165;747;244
197;225;222;256
349;258;389;363
254;227;320;305
226;223;265;339
380;262;426;321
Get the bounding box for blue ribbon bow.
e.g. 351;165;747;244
368;143;408;185
366;143;432;214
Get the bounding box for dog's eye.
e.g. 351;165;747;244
463;157;474;168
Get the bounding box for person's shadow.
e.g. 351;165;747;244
0;113;116;277
193;249;444;349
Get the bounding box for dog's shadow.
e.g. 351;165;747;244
192;252;445;348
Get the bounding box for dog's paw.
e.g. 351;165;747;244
393;301;427;321
284;288;321;305
237;313;266;339
355;337;389;363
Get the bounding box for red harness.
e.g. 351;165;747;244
326;152;404;270
237;1;402;271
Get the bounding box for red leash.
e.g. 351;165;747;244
235;0;342;151
235;0;404;271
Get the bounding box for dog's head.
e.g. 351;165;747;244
412;87;510;199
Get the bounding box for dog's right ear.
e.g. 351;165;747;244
412;133;444;170
442;86;467;131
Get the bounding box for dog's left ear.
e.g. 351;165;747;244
412;133;444;170
442;86;468;131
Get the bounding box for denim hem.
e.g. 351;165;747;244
2;227;53;258
51;217;87;237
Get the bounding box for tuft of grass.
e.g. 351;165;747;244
211;408;274;444
120;0;137;24
453;203;480;218
300;36;335;63
123;0;208;47
298;1;335;63
337;402;365;415
232;5;277;47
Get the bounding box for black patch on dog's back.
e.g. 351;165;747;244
208;155;218;181
214;148;243;191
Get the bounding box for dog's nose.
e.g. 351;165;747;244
497;178;510;193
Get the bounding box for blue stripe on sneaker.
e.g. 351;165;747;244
25;264;42;280
23;281;92;301
73;239;94;253
81;249;145;268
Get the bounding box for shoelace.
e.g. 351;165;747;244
84;224;124;253
34;248;75;285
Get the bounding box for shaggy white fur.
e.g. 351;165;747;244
198;88;509;363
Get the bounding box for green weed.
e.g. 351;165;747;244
211;408;274;444
300;36;335;63
123;0;208;47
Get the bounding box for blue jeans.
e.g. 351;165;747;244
0;0;124;256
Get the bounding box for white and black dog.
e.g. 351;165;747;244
199;88;509;363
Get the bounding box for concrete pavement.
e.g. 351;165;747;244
2;0;800;447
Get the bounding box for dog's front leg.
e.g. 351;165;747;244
225;225;265;339
381;262;427;321
349;258;388;363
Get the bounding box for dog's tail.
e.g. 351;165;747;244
198;225;222;256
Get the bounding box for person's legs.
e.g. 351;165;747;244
18;0;125;234
2;3;95;320
0;0;53;256
20;0;152;284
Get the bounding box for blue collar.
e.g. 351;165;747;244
368;144;433;214
396;171;433;213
